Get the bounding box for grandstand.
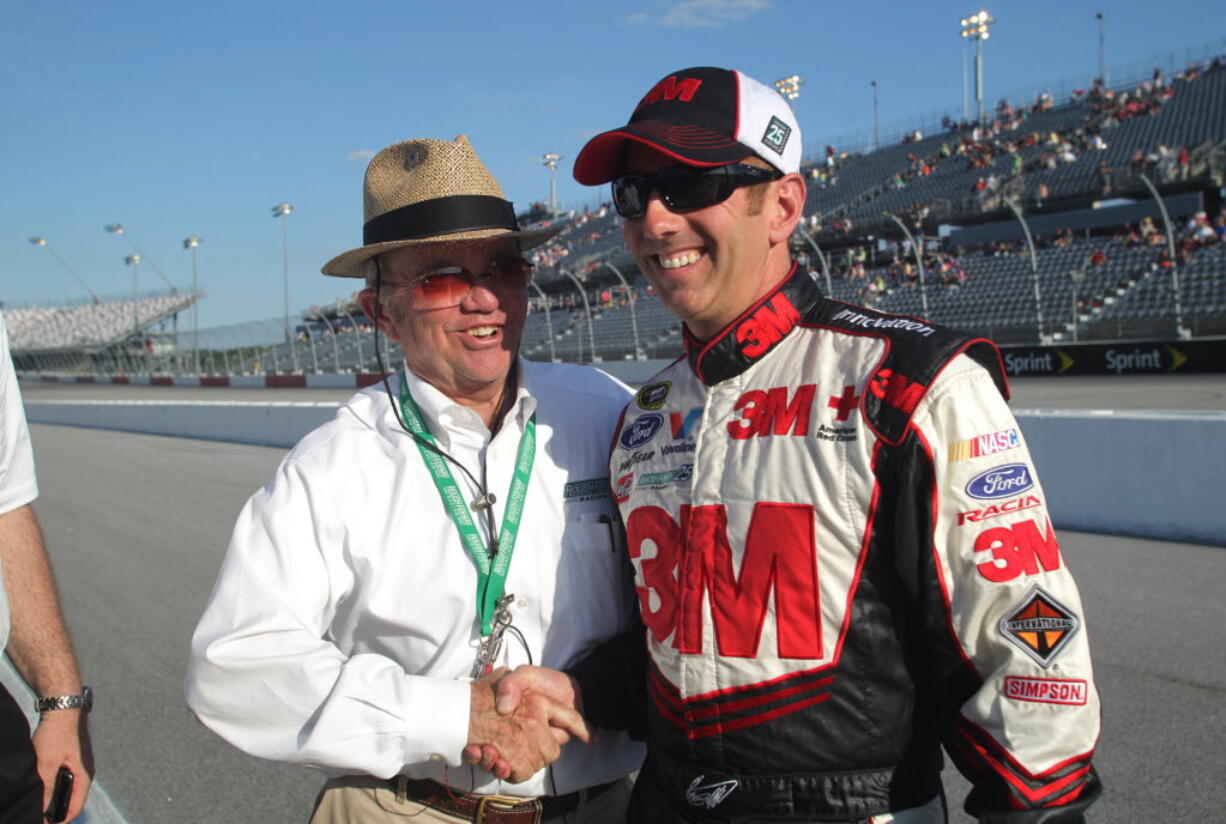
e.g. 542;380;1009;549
6;290;200;374
12;52;1225;376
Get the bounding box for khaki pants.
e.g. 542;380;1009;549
310;776;631;824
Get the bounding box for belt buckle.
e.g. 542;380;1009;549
475;794;541;824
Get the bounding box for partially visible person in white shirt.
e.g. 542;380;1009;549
0;309;93;822
185;136;644;824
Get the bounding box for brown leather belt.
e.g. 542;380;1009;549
397;777;617;824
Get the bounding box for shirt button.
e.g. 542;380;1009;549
429;754;445;763
517;598;528;608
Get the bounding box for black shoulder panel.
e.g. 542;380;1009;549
803;298;1009;445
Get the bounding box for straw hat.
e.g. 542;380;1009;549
322;135;561;278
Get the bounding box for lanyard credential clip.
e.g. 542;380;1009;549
471;594;516;677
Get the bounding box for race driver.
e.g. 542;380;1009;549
488;66;1102;824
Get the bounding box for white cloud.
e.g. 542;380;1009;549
346;149;376;163
658;0;771;28
625;11;650;24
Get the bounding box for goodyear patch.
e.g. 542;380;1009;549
999;585;1080;667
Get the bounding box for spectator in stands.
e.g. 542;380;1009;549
491;64;1103;824
186;136;644;823
0;310;94;822
1088;247;1108;267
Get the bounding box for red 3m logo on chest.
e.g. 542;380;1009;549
736;293;800;358
627;503;821;659
728;384;815;439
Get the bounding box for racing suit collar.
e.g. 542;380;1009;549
683;261;822;386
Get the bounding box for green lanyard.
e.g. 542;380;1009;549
397;373;536;636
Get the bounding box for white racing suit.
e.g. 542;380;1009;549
602;264;1100;823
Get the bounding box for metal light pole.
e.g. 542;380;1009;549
125;254;142;376
271;203;299;372
773;74;803;108
559;269;598;362
1096;12;1106;85
541;153;562;218
600;261;643;360
871;80;880;150
887;215;928;317
1002;198;1045;342
1070;268;1087;342
104;224;177;290
796;228;833;296
28;237;100;302
529;282;557;362
959;11;995;125
1137;173;1188;338
182;236;201;374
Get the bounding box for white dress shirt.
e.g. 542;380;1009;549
0;311;40;651
186;359;645;795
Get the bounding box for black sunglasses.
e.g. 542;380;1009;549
611;163;783;218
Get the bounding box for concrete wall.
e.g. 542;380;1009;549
1014;409;1225;546
24;400;1226;546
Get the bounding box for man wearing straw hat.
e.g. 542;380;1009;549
186;135;643;824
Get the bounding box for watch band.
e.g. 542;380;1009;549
35;685;92;714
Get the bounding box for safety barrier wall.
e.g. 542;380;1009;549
23;401;1226;546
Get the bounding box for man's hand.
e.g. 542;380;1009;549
466;668;590;783
464;666;588;779
32;710;94;822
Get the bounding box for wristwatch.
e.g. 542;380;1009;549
35;685;93;714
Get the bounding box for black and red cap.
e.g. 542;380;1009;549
573;66;803;185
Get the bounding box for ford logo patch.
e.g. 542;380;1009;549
966;463;1034;500
620;414;663;449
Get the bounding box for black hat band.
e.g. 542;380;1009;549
363;195;520;245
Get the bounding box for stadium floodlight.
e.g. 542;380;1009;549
104;223;177;291
773;74;803;105
871;80;880;150
270;203;299;373
183;236;202;375
28;237;101;302
959;10;995;124
541;153;563;219
125;253;142;336
1095;12;1106;86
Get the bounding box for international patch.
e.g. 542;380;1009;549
636;381;672;410
620;413;664;449
999;585;1080;667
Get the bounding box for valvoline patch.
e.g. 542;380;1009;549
620;413;664;450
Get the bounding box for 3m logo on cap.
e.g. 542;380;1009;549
761;116;791;155
637;76;703;110
999;586;1080;667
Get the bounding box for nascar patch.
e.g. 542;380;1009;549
948;428;1020;462
999;585;1080;667
636;381;671;410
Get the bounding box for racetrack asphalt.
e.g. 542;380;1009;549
17;406;1226;822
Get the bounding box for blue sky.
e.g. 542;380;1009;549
4;0;1222;328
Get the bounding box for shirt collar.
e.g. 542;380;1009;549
683;262;822;386
398;359;535;450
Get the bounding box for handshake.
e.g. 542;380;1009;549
465;665;590;783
